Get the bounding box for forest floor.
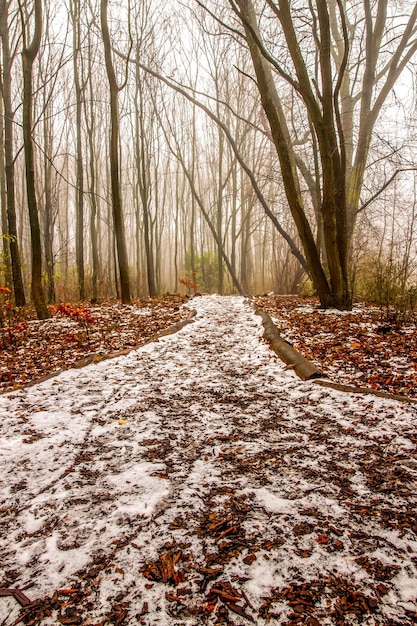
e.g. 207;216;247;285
0;295;188;394
0;295;416;626
1;294;416;399
254;296;417;400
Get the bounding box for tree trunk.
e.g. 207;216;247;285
42;106;56;303
0;0;26;305
84;27;100;303
234;0;337;307
134;61;157;297
0;95;11;286
236;0;352;309
216;116;224;294
21;0;49;319
70;0;85;300
100;0;131;304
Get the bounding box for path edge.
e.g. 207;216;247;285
252;305;323;381
313;379;417;405
252;303;417;405
7;309;198;392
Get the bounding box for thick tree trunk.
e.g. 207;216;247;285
21;0;49;319
89;167;100;303
0;96;11;286
0;0;26;306
232;0;352;309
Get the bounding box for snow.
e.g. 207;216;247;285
0;295;416;625
294;304;367;315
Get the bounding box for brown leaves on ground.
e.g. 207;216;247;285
255;295;417;398
0;295;187;393
258;577;385;624
141;547;184;585
3;293;415;399
205;581;255;622
2;295;416;625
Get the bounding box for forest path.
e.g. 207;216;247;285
0;296;416;625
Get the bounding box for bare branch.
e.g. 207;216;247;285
357;168;417;216
127;55;309;274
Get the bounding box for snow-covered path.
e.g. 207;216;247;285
0;296;416;625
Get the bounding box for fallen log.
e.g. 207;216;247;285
254;307;322;381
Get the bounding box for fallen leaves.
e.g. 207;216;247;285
1;296;416;625
205;581;255;622
0;295;187;393
355;556;400;581
255;295;417;398
141;547;184;585
259;576;389;624
0;587;34;606
242;553;257;565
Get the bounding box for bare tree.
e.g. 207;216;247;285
0;0;26;305
133;60;157;297
223;0;417;308
0;92;11;286
84;19;101;303
100;0;131;304
20;0;49;318
157;90;244;295
70;0;86;299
